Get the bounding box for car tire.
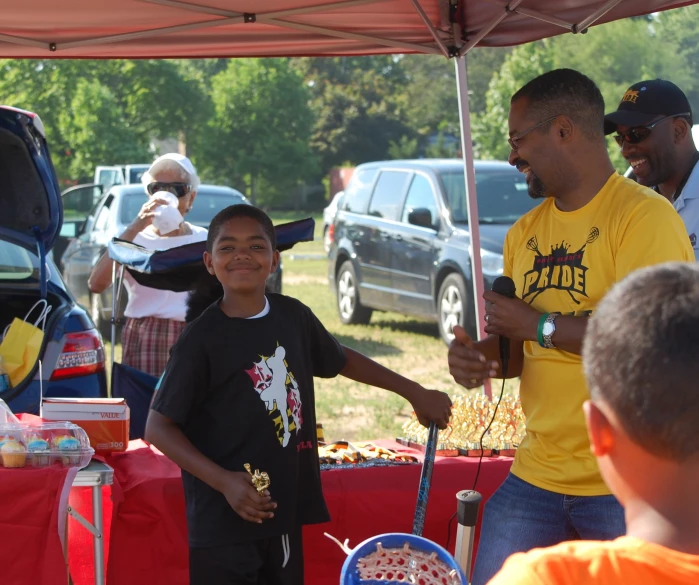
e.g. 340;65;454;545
336;260;372;325
90;293;112;341
437;273;474;345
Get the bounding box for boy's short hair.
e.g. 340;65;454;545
512;68;606;141
583;262;699;461
206;204;277;252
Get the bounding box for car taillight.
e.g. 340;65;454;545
50;330;105;380
328;223;335;244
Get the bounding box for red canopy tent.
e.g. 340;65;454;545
1;0;695;341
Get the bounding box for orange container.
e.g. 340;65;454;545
41;397;130;453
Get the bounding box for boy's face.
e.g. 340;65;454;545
203;216;280;295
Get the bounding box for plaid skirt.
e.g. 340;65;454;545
121;317;187;377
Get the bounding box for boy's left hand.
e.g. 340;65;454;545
411;389;452;429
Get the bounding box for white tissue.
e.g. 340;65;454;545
151;191;184;234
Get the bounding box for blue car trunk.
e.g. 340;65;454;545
0;106;107;412
0;106;63;296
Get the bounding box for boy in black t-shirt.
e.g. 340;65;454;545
145;204;453;585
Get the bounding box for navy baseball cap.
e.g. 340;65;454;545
604;79;693;135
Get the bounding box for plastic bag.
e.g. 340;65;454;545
0;300;51;388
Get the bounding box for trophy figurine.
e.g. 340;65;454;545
244;463;271;496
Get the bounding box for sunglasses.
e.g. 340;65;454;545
146;182;193;198
613;113;691;146
508;115;559;151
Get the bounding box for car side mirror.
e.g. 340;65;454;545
407;208;435;230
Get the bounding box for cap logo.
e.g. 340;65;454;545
622;90;639;104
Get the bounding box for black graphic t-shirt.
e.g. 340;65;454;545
151;294;347;547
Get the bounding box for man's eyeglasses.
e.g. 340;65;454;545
508;115;558;151
146;182;193;198
613;113;691;146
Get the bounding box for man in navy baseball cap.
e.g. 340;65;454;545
605;79;699;259
604;79;693;135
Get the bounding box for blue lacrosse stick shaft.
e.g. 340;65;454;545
412;422;439;536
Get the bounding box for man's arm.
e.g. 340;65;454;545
339;346;453;429
482;291;588;355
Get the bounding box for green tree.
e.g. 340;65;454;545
655;7;699;115
472;40;555;160
59;79;151;181
198;58;318;207
292;56;413;173
471;16;694;170
0;59;209;183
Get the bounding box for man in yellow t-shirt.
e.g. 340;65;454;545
447;68;693;585
487;262;699;585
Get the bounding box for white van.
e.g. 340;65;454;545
94;164;150;190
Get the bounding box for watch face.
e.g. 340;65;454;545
542;322;555;336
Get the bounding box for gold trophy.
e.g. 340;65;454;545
244;463;271;496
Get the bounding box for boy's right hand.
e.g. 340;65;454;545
448;326;498;389
220;471;277;524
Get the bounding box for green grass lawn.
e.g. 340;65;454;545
105;211;519;442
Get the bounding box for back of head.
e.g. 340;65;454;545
583;262;699;461
512;68;606;143
206;204;276;253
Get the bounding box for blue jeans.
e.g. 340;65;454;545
471;473;625;585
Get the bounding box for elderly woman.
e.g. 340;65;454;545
88;153;207;377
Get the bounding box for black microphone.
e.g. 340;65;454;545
491;276;516;377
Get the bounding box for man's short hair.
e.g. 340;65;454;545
583;262;699;461
206;204;277;253
512;69;606;141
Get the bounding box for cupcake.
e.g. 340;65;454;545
53;434;81;466
1;439;27;468
27;434;51;468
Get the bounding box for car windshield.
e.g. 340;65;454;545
0;240;39;281
440;169;541;224
128;166;149;184
121;191;248;227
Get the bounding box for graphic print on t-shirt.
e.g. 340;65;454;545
522;227;599;305
245;344;303;447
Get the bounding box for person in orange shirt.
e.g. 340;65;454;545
487;261;699;585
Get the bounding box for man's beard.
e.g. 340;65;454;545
515;158;548;199
528;173;547;199
628;149;676;189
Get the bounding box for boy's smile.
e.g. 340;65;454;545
204;216;280;297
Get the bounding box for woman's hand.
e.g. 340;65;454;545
128;197;168;233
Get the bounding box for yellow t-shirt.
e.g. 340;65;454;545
486;537;699;585
504;172;693;495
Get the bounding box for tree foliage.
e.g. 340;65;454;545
195;58;317;207
472;17;695;170
0;3;697;204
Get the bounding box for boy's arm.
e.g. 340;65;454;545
339;346;452;429
145;410;276;524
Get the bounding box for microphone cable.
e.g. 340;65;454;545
446;366;508;552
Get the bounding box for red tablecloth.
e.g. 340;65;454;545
65;440;511;585
0;464;72;585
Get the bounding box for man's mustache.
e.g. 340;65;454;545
513;158;530;172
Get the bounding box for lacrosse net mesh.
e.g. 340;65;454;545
354;541;464;585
